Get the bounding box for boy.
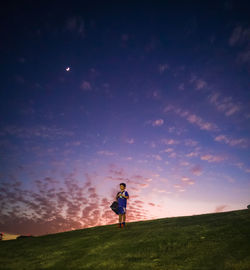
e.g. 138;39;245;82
116;183;129;228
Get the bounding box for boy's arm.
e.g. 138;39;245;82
124;191;129;199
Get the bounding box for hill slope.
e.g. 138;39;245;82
0;209;250;270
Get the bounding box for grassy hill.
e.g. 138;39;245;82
0;209;249;270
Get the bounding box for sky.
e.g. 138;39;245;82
0;0;250;236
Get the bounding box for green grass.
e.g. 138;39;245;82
1;209;250;270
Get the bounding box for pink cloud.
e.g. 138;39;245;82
229;26;250;46
134;200;144;204
152;119;164;126
168;152;177;158
195;79;207;90
189;75;207;90
125;138;135;144
187;114;216;131
0;175;101;235
148;202;155;206
158;64;169;74
186;151;199;157
162;148;174;153
215;205;228;213
181;177;195;185
109;167;125;176
0;165;169;235
191;165;203;176
161;138;179;145
164;105;219;132
81;81;92;91
152;154;162;161
208;92;241;117
214;134;249;148
201;154;226;163
184;139;198;147
97;150;116;156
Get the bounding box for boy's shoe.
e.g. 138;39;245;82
122;222;126;227
118;223;123;228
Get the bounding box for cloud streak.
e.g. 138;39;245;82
164;105;219;132
214;134;250;148
208;92;241;117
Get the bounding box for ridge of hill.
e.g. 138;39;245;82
0;209;250;270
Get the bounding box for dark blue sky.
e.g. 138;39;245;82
0;0;250;235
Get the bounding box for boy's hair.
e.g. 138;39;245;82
120;183;126;188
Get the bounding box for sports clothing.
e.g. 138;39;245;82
117;190;129;208
118;205;126;214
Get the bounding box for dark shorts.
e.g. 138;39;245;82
118;206;126;214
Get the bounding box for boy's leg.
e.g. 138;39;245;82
119;214;122;223
122;213;126;222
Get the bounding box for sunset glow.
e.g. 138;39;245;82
1;1;249;236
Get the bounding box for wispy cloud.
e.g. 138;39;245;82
97;150;116;156
65;16;85;38
148;202;156;206
168;152;177;158
173;185;185;192
186;113;218;131
152;188;168;193
186;151;199;157
215;205;228;213
151;154;162;161
161;138;179;145
65;141;82;147
214;134;249;148
158;64;169;74
190;165;203;176
190;75;207;90
0;125;74;139
81;81;92;91
184;139;199;147
161;148;174;153
229;26;250;46
152;119;164;126
125;138;135;144
180;161;190;166
178;83;185;91
229;26;250;65
181;177;195;185
164;105;219;132
145;119;164;127
208;92;241;116
237;49;250;64
200;154;226;163
107;166;152;192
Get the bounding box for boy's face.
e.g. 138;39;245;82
120;185;125;191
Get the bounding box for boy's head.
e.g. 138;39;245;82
120;183;126;190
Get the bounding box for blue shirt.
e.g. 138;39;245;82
117;190;129;207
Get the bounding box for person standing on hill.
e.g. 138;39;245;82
116;183;129;228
